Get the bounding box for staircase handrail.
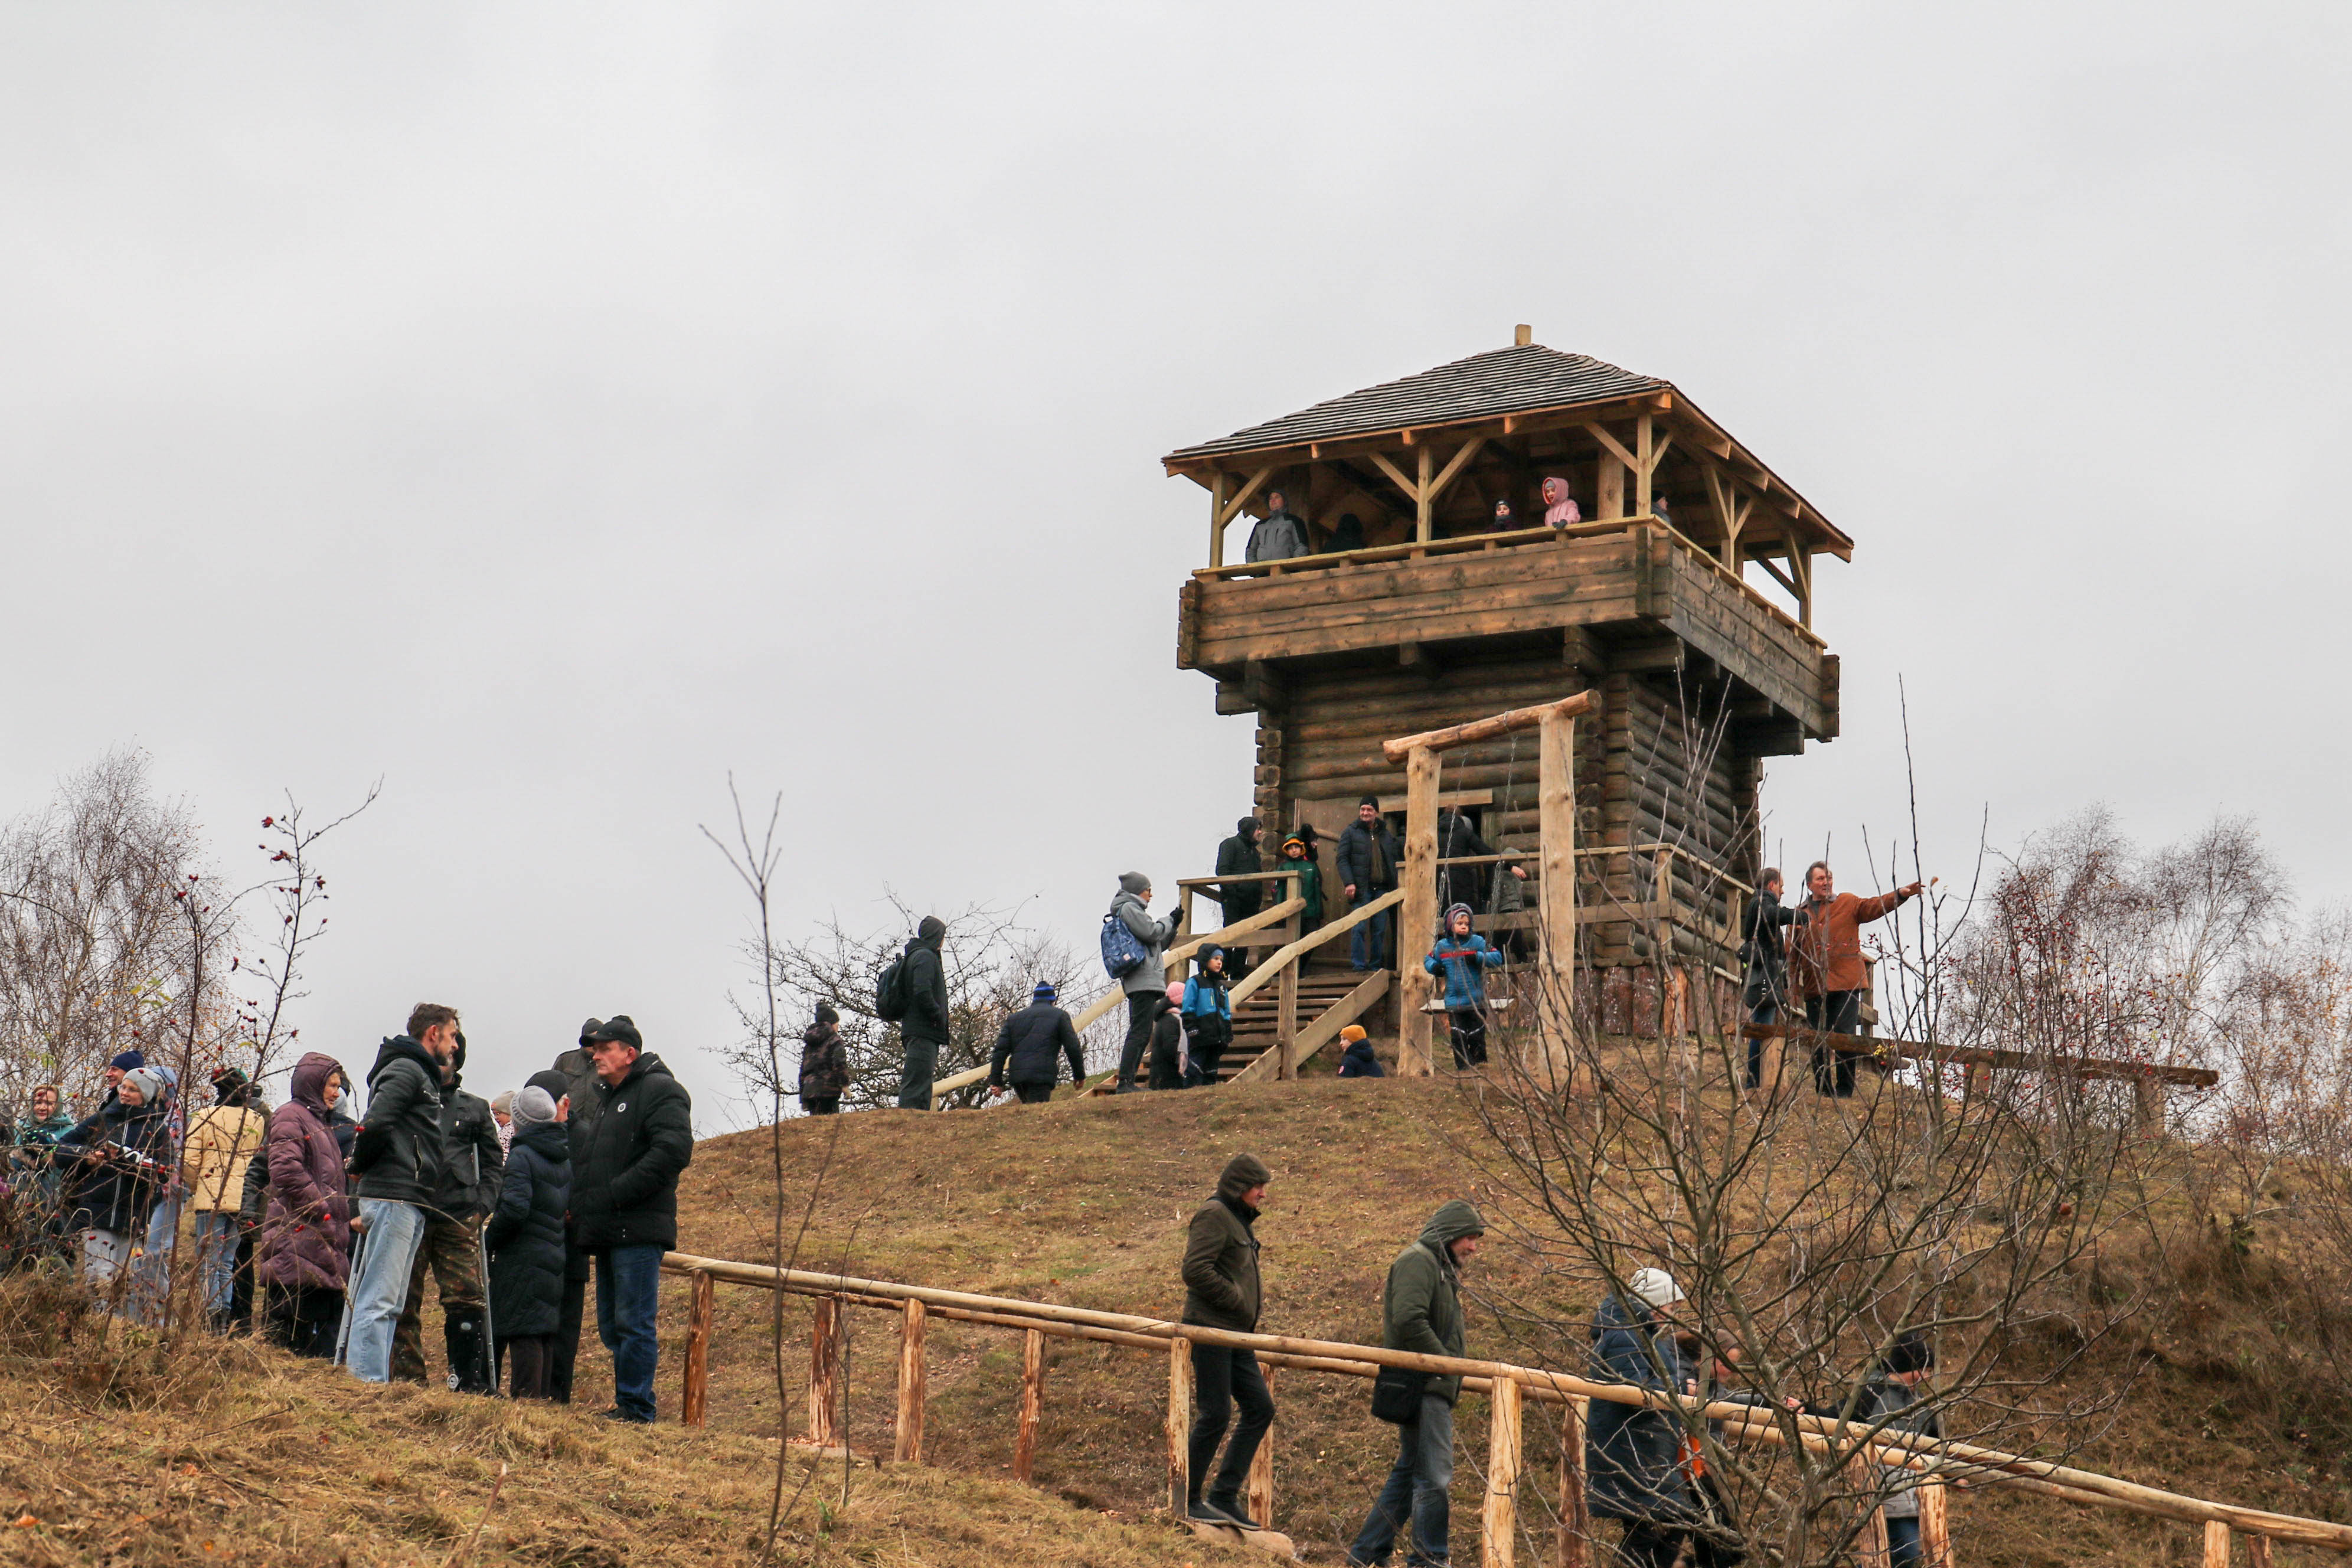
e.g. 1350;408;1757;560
1224;886;1404;1011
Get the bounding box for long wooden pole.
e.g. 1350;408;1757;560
1383;691;1596;765
1275;874;1300;1081
1015;1327;1045;1482
682;1268;714;1427
1556;1399;1590;1568
1484;1373;1523;1568
1917;1479;1952;1568
1168;1337;1194;1514
1247;1365;1276;1529
894;1299;926;1463
808;1296;842;1446
1400;745;1440;1076
1537;706;1577;1087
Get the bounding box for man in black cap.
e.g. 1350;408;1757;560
570;1015;692;1422
1212;816;1264;982
1337;797;1400;971
547;1018;602;1402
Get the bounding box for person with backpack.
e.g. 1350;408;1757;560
487;1085;571;1400
1345;1199;1486;1568
880;917;951;1109
1425;904;1505;1069
986;982;1086;1104
1337;799;1400;972
1178;1154;1275;1528
1181;946;1234;1087
1106;873;1180;1093
799;1004;850;1114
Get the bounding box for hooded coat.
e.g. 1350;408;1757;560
988;999;1085;1089
899;922;951;1046
798;1021;850;1100
1338;1036;1386;1077
259;1053;354;1293
570;1051;694;1252
1146;993;1187;1090
60;1097;174;1235
1381;1199;1484;1403
1214;821;1265;920
1110;883;1180;996
1541;476;1581;527
351;1034;446;1207
1584;1294;1699;1524
1244;506;1308;563
487;1115;571;1338
9;1108;77;1206
1425;925;1504;1010
1180;1154;1268;1332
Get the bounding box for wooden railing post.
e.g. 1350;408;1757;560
1556;1397;1590;1568
808;1295;842;1447
2204;1520;2233;1567
1399;744;1440;1076
1484;1374;1523;1568
1246;1364;1276;1528
682;1268;714;1427
1015;1327;1046;1482
1537;707;1578;1088
1168;1337;1194;1514
1276;874;1301;1080
2246;1531;2275;1568
894;1298;926;1463
1917;1478;1954;1567
1848;1449;1889;1568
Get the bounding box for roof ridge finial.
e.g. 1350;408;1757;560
1514;324;1532;347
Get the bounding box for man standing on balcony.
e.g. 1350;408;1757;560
1244;489;1308;563
1338;797;1400;972
1212;816;1263;981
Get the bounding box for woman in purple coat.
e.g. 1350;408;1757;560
258;1053;354;1357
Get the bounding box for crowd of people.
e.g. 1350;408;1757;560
1240;476;1623;565
1;1005;694;1422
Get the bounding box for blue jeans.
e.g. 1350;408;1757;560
133;1191;183;1322
1350;890;1393;971
1348;1392;1453;1566
343;1198;429;1383
192;1211;241;1319
596;1244;665;1422
1745;993;1779;1088
1886;1513;1922;1568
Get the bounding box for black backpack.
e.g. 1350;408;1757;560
876;949;913;1022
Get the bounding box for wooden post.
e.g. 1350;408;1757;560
1416;445;1435;544
1849;1451;1889;1568
808;1295;842;1446
2246;1532;2275;1568
894;1299;927;1463
1168;1336;1194;1514
1208;471;1227;569
1556;1399;1590;1568
1399;745;1441;1076
1246;1365;1276;1528
1276;877;1301;1080
1483;1374;1523;1568
1917;1478;1953;1568
1015;1327;1045;1482
1537;708;1578;1087
2204;1520;2233;1568
1596;446;1625;520
682;1268;714;1428
1634;414;1654;518
2134;1076;2165;1130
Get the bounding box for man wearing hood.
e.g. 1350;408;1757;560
987;983;1085;1105
1212;817;1265;980
549;1019;602;1401
343;1003;460;1383
1585;1268;1701;1567
10;1085;77;1251
571;1015;693;1422
896;918;951;1110
1346;1199;1486;1568
1109;873;1180;1093
391;1027;504;1393
1179;1154;1275;1528
1244;489;1308;563
260;1053;355;1357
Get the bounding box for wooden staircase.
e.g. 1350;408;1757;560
1215;962;1389;1082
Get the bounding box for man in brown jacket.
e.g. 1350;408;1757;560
1179;1152;1275;1530
1790;862;1922;1095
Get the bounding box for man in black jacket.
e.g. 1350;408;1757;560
391;1031;504;1393
1742;870;1795;1090
571;1015;692;1422
547;1018;602;1401
1337;797;1401;971
1179;1153;1275;1528
987;982;1085;1104
1212;817;1264;979
896;917;950;1110
344;1004;460;1384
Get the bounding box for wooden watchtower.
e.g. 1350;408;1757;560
1164;329;1848;1023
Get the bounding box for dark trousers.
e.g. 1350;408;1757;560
1615;1520;1687;1567
1188;1344;1274;1508
228;1225;258;1330
501;1332;555;1399
1012;1082;1054;1105
803;1096;840;1116
595;1243;664;1422
1745;992;1780;1088
1117;994;1155;1088
897;1037;939;1109
1807;989;1863;1096
267;1285;344;1359
1886;1513;1922;1568
1447;1008;1487;1069
393;1211;484;1385
553;1268;587;1403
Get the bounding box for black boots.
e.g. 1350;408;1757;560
444;1314;495;1395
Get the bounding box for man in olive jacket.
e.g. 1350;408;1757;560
391;1032;504;1393
343;1003;461;1384
571;1015;693;1422
1178;1152;1275;1529
1346;1198;1485;1568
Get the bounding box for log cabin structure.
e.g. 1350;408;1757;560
1164;329;1849;1023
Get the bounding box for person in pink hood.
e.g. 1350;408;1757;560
1541;476;1581;528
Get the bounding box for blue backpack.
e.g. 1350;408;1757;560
1100;913;1148;980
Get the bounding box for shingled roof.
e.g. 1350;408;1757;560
1168;344;1668;462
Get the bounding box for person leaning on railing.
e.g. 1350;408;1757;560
1788;862;1922;1097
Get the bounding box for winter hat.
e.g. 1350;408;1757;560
1216;1152;1272;1201
524;1069;571;1103
917;915;948;942
513;1086;559;1125
1443;902;1475;930
1340;1024;1368;1044
1031;982;1057;1003
586;1015;643;1051
1882;1332;1935;1376
1118;871;1152;896
577;1017;604;1047
1164;981;1185;1004
1357;794;1380;809
109;1050;145;1072
121;1067;165;1105
489;1090;516;1118
1280;835;1306;857
211;1065;253;1105
1237;815;1260;835
1629;1268;1685;1309
815;1003;840;1025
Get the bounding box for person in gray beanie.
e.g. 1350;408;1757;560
1109;873;1181;1093
487;1083;571;1399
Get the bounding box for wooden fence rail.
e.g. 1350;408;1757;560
658;1251;2352;1564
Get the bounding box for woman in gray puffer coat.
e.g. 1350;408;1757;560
487;1085;571;1400
1109;872;1180;1093
259;1052;353;1357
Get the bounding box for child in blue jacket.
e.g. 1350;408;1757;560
1181;946;1235;1086
1424;903;1504;1068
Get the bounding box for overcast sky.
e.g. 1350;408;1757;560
5;3;2346;1126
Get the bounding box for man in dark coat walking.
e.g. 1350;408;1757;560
1179;1153;1275;1529
1586;1268;1700;1568
571;1015;692;1423
1213;816;1265;979
1337;798;1401;971
391;1031;503;1393
897;917;951;1110
545;1020;602;1401
987;982;1085;1104
488;1085;571;1400
344;1004;460;1384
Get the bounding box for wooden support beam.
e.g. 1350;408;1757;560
809;1296;843;1446
1399;744;1440;1077
1917;1479;1952;1568
1168;1337;1194;1515
1556;1400;1591;1568
1247;1365;1277;1528
1219;465;1275;527
1416;444;1436;544
1382;691;1596;763
1852;1452;1891;1568
1276;876;1301;1080
1015;1326;1045;1483
1368;449;1419;507
1427;437;1488;509
1484;1372;1523;1568
2246;1531;2273;1568
1635;414;1655;518
1537;707;1578;1088
1582;421;1639;473
895;1298;927;1462
683;1268;714;1427
1207;471;1227;570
